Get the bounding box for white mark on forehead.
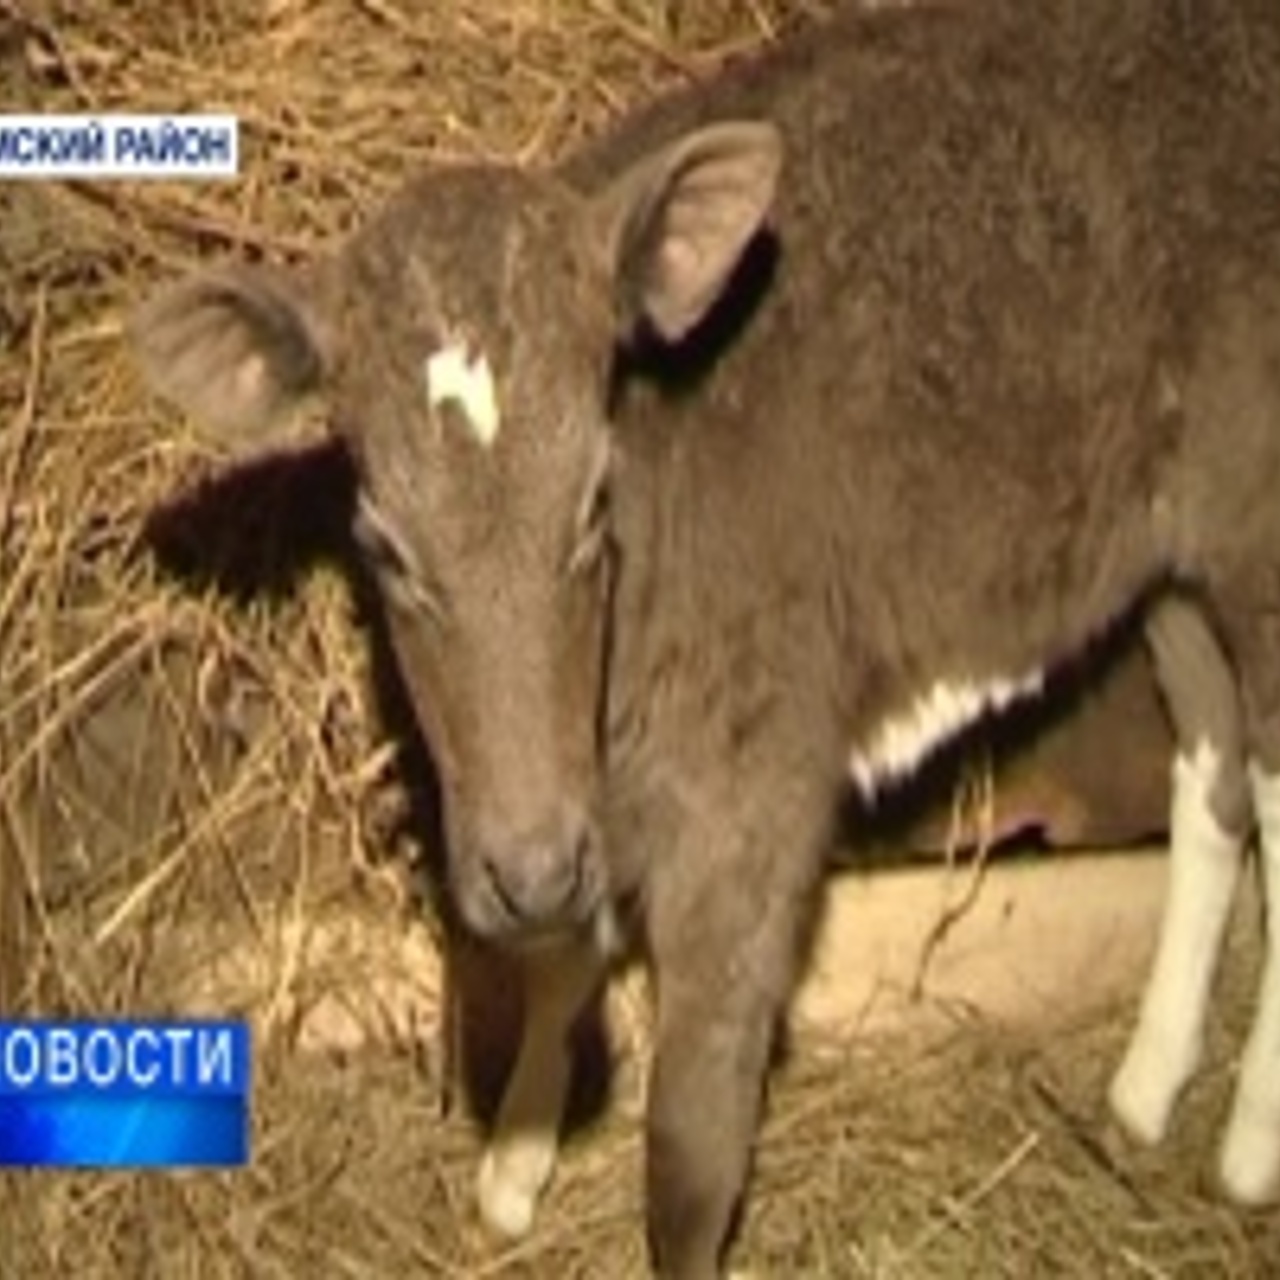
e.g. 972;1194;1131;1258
424;340;501;447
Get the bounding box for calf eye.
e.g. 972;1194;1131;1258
568;478;611;577
353;494;446;623
353;494;404;571
568;439;613;578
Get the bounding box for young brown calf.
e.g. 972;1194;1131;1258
132;0;1280;1274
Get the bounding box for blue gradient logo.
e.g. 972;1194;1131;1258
0;1020;250;1167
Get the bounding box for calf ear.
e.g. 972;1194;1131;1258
129;263;331;445
590;121;782;344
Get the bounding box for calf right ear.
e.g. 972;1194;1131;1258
589;121;782;345
129;263;331;445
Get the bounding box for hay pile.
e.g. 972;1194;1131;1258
1;0;1278;1273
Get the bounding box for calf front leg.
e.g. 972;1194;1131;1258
646;972;780;1280
643;803;826;1279
477;929;607;1237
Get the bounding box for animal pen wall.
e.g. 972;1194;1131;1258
1;0;1278;1274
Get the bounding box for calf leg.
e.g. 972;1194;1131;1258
1220;762;1280;1202
646;974;778;1280
1109;595;1251;1146
1212;590;1280;1204
477;929;607;1237
643;793;828;1279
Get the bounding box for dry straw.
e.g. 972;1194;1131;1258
1;0;1277;1273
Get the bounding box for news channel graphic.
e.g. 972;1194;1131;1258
0;1020;251;1168
0;114;238;179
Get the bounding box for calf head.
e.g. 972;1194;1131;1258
130;122;781;944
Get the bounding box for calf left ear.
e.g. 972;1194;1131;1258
590;121;782;344
129;262;333;447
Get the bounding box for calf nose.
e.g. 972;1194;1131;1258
478;819;597;934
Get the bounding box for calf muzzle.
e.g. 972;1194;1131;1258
460;814;603;941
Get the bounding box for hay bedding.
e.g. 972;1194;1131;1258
1;0;1279;1273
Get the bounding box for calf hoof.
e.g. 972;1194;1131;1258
476;1135;557;1239
1106;1039;1195;1149
1218;1104;1280;1209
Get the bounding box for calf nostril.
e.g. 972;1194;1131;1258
482;854;525;925
478;825;594;930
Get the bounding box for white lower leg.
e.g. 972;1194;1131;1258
1109;743;1244;1145
476;935;602;1238
1219;766;1280;1205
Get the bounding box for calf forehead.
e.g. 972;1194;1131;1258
339;168;598;356
336;170;608;454
329;172;610;563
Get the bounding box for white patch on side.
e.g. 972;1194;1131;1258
1109;741;1243;1147
424;341;501;447
849;673;1043;797
1218;764;1280;1204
